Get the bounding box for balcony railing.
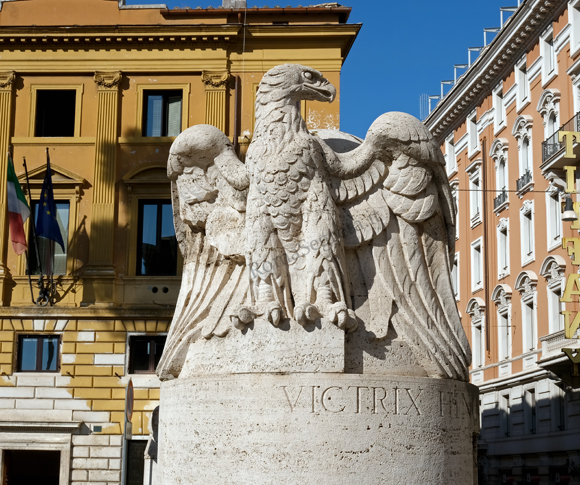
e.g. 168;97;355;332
542;111;580;163
494;189;508;209
516;170;532;191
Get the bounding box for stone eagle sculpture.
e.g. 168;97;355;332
157;64;471;382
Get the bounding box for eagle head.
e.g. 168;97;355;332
259;64;336;104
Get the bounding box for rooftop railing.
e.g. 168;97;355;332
542;111;580;163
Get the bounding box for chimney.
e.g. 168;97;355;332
222;0;247;7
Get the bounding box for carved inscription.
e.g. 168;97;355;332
281;385;475;419
281;385;425;416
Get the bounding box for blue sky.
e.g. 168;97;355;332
134;0;516;138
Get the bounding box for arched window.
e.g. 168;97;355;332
467;298;486;370
522;137;530;173
548;112;557;137
512;115;534;194
515;271;539;360
540;256;566;334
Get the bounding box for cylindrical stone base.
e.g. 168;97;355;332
158;374;479;485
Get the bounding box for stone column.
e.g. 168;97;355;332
202;71;229;133
83;71;121;304
0;72;15;306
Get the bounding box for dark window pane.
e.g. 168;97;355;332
154;340;165;368
131;339;151;372
142;90;182;137
28;201;70;276
35;90;76;137
42;337;59;371
20;338;38;371
137;200;177;276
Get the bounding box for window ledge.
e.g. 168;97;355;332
446;167;458;178
11;137;96;146
548;238;562;252
522;256;536;267
472;285;484;294
494;122;506;136
498;271;510;280
517;97;531;114
541;70;558;89
470;213;482;228
516;181;534;198
493;200;509;214
467;146;481;159
118;136;177;145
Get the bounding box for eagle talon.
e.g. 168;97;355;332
294;303;320;325
231;305;259;330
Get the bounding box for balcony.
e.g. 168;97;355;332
493;189;508;211
516;169;532;192
541;111;580;164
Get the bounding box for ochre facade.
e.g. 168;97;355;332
0;1;359;483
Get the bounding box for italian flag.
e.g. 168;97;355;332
7;154;30;255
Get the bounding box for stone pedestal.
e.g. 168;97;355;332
158;373;478;484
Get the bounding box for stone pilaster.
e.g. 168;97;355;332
83;72;121;304
0;72;15;306
202;71;229;133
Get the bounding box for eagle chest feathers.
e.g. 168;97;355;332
251;133;326;235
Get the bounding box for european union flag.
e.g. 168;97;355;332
36;152;64;251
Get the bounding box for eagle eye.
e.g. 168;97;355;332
303;71;313;80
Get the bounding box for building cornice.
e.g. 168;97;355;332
424;0;566;144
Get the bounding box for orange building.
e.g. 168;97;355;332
0;1;359;483
425;0;580;482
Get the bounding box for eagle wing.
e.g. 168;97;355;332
157;125;251;380
318;112;471;381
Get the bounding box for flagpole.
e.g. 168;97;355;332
22;154;46;305
12;147;35;305
46;148;55;306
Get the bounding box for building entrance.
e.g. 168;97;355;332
2;450;60;485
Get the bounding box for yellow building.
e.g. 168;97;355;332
0;1;359;483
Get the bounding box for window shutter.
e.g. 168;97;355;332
167;96;182;136
147;95;163;137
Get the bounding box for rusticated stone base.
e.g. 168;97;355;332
158;374;479;485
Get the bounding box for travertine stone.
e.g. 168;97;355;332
180;316;344;375
159;374;478;485
157;64;476;484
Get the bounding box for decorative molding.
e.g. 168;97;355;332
521;199;534;215
512;114;534;138
497;217;509;232
491;284;513;308
489;137;509;161
537;88;561;116
515;270;539;296
201;71;230;89
94;71;122;91
425;0;566;142
466;297;486;323
540;254;566;282
0;70;15;91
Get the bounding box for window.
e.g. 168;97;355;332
493;85;506;133
490;138;509;212
497;219;509;277
516;272;538;352
521;138;531;174
501;393;511;437
35;90;76;137
541;257;566;334
498;158;507;192
27;201;69;276
547;113;557;137
516;57;530;110
468;110;479;155
471;239;483;292
547;188;562;249
469;166;482;226
512;115;533;193
17;334;60;372
129;335;166;374
525;389;537;434
520;201;534;265
572;0;580;56
538;89;561;140
467;298;485;368
445;135;456;175
452;253;459;300
142;90;182;137
137;200;178;276
523;299;537;351
493;285;512;363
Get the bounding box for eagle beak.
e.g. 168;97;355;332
304;80;336;103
